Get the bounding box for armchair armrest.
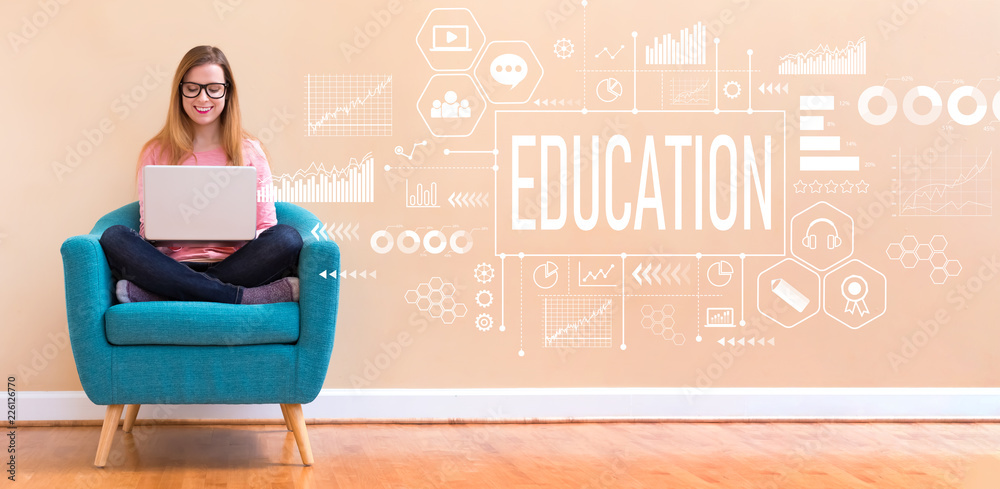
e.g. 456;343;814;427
60;235;115;404
293;239;341;399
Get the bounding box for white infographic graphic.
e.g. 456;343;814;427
304;75;391;136
311;2;1000;363
259;154;375;203
543;298;614;348
897;149;992;216
778;37;866;75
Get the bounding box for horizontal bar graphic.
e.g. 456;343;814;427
800;116;825;130
800;136;841;151
800;156;860;171
800;96;835;111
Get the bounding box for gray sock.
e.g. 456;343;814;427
240;277;300;304
116;280;168;303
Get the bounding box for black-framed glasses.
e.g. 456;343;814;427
179;82;229;99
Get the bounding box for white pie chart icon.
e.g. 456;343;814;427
533;261;559;289
596;77;623;102
707;260;734;287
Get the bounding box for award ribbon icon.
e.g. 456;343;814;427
841;274;869;316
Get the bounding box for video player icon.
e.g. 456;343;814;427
431;25;470;51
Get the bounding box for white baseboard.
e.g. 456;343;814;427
16;388;1000;422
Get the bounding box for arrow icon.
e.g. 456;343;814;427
632;263;643;284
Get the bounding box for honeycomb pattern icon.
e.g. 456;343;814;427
640;304;684;345
404;277;468;324
886;235;962;284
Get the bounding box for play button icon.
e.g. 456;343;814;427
431;24;471;51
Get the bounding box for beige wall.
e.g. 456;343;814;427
3;0;1000;392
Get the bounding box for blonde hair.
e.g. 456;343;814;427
137;45;263;173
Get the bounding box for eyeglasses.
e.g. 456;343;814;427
179;82;229;99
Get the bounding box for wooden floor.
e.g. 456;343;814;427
14;421;1000;488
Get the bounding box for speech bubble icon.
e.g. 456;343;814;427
489;53;527;89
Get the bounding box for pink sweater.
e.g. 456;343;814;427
137;139;278;262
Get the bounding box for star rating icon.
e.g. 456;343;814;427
792;179;871;194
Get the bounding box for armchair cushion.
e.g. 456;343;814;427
105;301;300;346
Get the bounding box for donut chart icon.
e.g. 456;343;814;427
707;260;734;287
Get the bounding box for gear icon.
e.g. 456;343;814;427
475;290;494;308
475;313;494;331
474;263;495;284
724;81;741;99
554;38;574;59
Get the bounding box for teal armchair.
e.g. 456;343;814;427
60;201;340;466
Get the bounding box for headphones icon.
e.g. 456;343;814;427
802;218;842;250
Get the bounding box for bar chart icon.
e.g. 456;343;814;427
798;96;860;172
644;21;706;65
705;307;735;328
258;153;375;203
778;37;866;75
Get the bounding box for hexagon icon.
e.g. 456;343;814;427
415;8;486;72
417;74;487;137
823;259;887;330
473;40;544;104
790;201;854;272
757;258;821;328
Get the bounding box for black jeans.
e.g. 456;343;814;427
99;224;303;303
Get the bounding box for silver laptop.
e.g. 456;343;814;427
143;165;258;242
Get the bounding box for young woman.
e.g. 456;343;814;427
99;45;302;304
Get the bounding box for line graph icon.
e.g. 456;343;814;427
595;44;624;59
543;298;613;348
305;74;392;136
778;37;866;75
669;78;710;105
258;153;374;203
578;262;616;287
898;149;992;216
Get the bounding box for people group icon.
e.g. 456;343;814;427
430;91;472;119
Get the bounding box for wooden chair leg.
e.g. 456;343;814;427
95;404;124;467
281;403;313;465
122;404;141;433
279;404;293;431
